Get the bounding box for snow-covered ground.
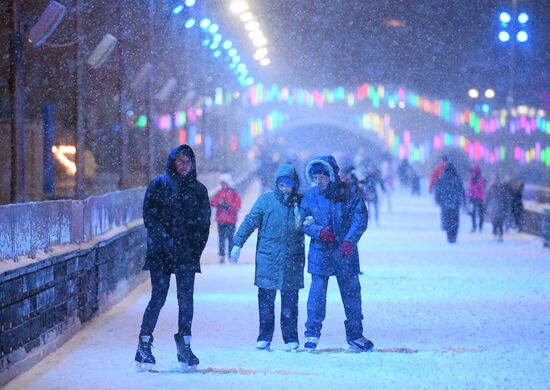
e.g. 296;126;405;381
5;180;550;389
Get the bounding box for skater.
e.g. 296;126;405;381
434;162;465;243
210;173;241;263
509;177;525;232
467;165;486;232
230;164;305;352
486;172;511;241
135;145;211;372
429;155;448;193
361;163;385;226
300;155;373;353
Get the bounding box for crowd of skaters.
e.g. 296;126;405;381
427;155;525;243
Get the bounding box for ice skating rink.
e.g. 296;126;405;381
5;180;550;389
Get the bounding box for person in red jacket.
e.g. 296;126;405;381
210;174;241;263
428;155;448;193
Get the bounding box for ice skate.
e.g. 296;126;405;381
304;337;318;353
286;341;299;353
348;337;374;353
175;334;199;372
135;335;156;372
255;340;271;351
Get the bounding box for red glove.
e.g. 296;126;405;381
340;241;354;259
319;227;336;242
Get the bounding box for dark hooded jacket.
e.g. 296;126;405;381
143;145;211;273
301;156;368;276
435;163;465;210
233;164;305;290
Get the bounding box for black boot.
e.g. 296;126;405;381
174;334;199;371
135;335;156;372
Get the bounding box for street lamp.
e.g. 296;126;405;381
497;1;530;107
468;88;496;113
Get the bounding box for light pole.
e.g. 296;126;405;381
468;88;496;114
498;0;530;108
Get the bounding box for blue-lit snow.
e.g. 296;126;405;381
4;179;549;389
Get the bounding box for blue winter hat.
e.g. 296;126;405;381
309;163;329;176
277;176;295;187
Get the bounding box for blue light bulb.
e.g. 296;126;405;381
516;30;528;42
518;12;529;24
498;31;510;42
184;19;195;29
499;11;511;24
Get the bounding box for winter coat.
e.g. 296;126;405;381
210;187;241;224
233;164;305;290
362;170;385;203
301;156;368;276
435;164;465;211
143;145;211;273
429;160;446;192
486;181;512;223
467;166;486;201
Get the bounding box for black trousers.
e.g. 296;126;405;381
218;223;235;257
139;268;195;337
257;288;299;344
470;199;485;230
442;208;460;243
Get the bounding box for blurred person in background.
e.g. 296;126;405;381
434;162;465;243
467;165;486;233
485;172;512;242
210;174;241;263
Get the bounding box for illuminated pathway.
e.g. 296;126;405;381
5;180;549;389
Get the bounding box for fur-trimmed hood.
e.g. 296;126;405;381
305;155;340;185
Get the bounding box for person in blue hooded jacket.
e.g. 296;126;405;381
135;144;210;372
230;163;305;352
300;155;374;353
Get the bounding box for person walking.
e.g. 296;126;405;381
486;172;512;241
509;177;525;232
467;165;486;233
230;164;305;352
300;155;373;353
434;162;465;243
134;145;211;372
210;174;241;263
362;163;385;226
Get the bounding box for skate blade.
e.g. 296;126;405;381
179;363;198;373
287;348;298;353
347;345;374;353
135;362;155;372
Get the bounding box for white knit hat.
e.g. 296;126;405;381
219;173;233;186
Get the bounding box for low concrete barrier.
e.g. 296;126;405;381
0;188;145;262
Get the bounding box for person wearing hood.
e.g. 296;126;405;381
210;173;241;263
230;164;305;352
300;155;373;353
434;162;466;243
467;165;486;233
135;145;211;372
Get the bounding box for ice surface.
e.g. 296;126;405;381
4;179;550;389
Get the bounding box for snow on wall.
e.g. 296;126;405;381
0;188;145;262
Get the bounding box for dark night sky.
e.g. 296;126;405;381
242;0;550;107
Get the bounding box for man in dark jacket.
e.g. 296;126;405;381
300;155;373;353
135;144;211;372
434;162;465;243
230;164;305;352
